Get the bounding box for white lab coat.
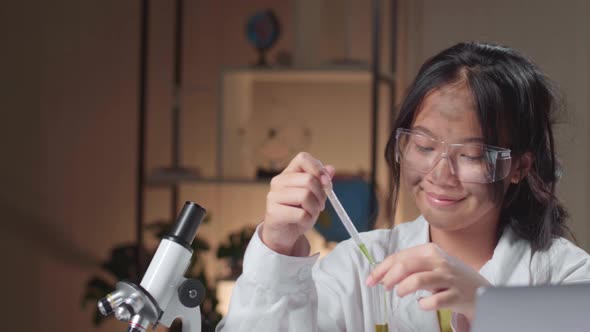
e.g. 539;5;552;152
216;216;590;331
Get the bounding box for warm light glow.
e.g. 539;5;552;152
215;230;335;317
216;280;236;316
307;228;337;258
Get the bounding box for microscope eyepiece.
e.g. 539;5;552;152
166;201;206;249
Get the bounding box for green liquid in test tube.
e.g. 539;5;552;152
375;324;389;332
359;243;375;264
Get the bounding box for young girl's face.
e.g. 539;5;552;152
404;82;510;232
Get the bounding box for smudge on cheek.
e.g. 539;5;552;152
402;169;424;190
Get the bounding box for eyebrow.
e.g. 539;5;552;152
410;125;485;144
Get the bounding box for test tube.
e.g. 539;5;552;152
369;262;390;332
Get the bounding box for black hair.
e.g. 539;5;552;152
385;41;570;251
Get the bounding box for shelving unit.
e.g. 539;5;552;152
218;66;380;181
135;0;398;272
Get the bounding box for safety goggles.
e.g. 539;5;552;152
395;128;512;183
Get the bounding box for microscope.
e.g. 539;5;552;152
98;201;207;332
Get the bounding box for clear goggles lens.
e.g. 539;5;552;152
395;129;512;184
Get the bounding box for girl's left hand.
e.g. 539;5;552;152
365;243;491;321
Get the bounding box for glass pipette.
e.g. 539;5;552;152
324;183;375;264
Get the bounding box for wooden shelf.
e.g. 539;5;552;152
146;168;270;186
221;65;396;83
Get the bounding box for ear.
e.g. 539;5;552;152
510;152;533;184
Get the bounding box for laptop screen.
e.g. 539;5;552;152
471;283;590;332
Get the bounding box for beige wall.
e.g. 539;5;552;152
399;0;590;251
0;0;292;331
1;1;140;331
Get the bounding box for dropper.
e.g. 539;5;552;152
323;181;375;264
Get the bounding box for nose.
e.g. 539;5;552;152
426;154;460;187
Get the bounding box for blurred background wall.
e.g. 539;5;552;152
0;1;588;331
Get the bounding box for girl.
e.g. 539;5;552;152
216;42;590;331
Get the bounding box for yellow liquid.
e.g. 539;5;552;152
359;243;375;264
375;324;389;332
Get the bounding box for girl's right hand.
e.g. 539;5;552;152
261;152;335;256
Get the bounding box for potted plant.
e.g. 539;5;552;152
216;227;255;280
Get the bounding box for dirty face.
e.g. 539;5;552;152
403;82;510;232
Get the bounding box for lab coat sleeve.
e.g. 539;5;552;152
551;238;590;283
313;241;364;331
216;224;336;332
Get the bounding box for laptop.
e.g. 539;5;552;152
471;283;590;332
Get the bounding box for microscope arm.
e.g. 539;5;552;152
159;276;205;332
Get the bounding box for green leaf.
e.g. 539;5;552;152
93;308;105;326
192;236;210;252
145;220;172;239
81;277;114;308
216;227;255;259
101;244;136;280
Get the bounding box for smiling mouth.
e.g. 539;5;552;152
424;191;466;207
